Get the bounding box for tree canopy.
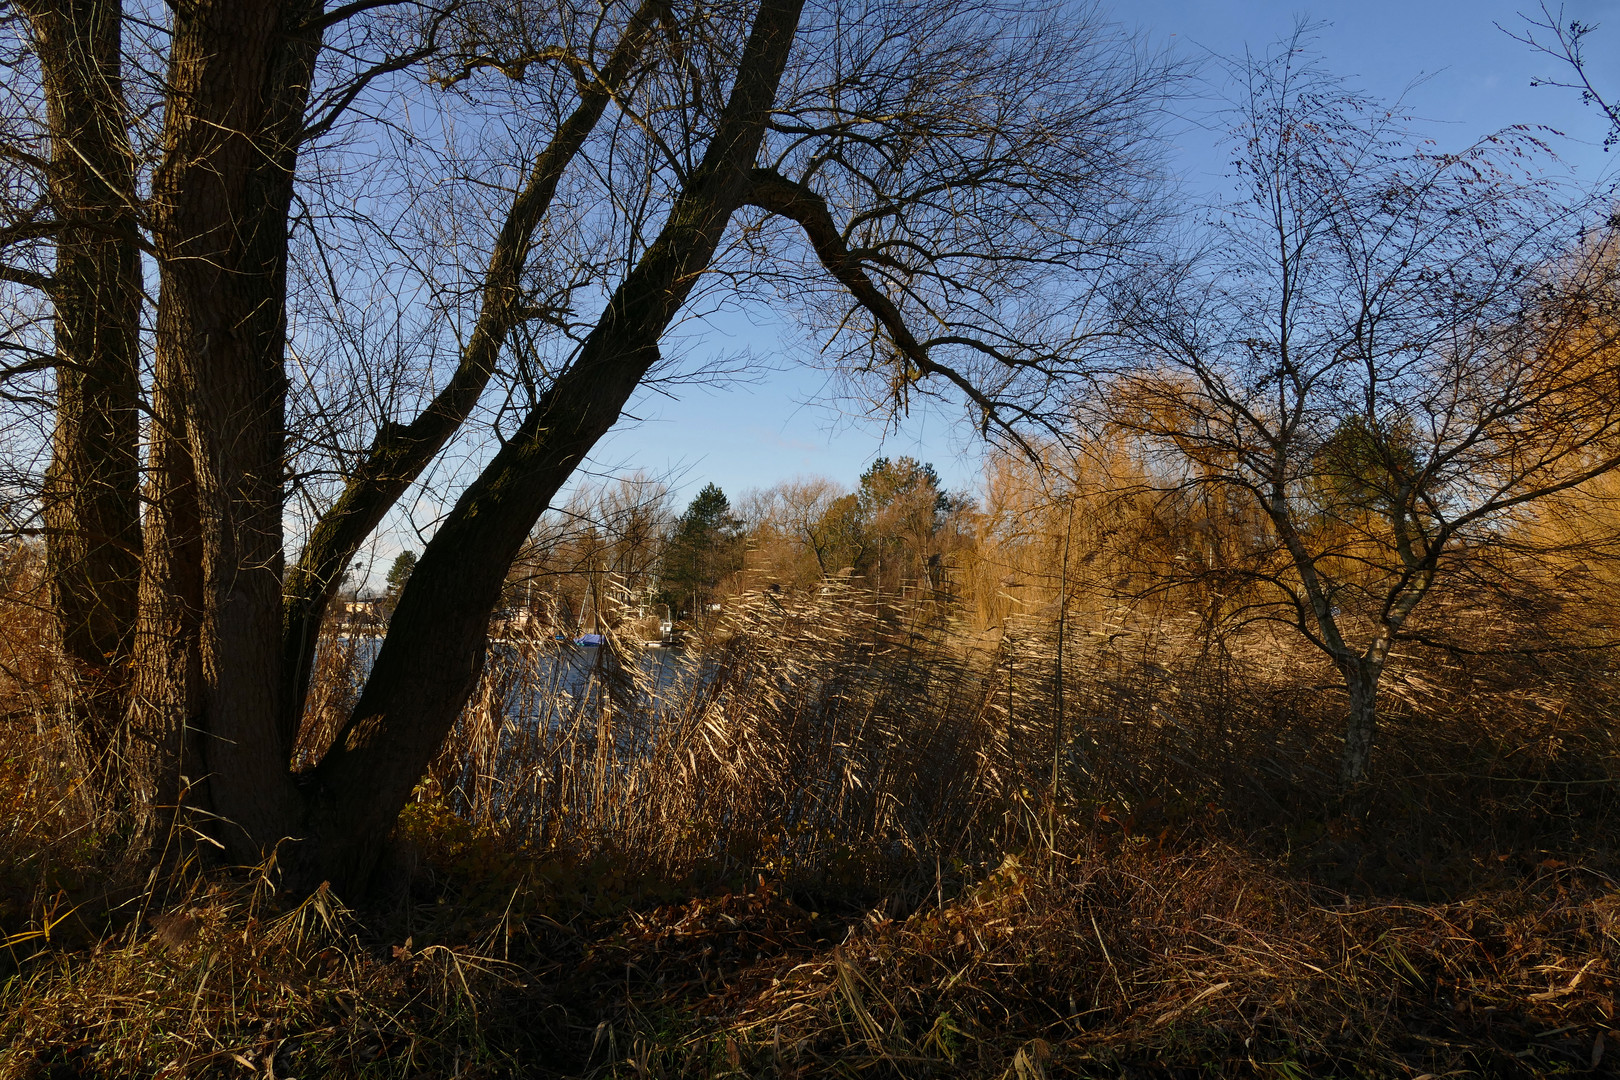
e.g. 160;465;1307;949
0;0;1176;895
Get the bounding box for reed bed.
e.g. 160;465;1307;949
403;577;1620;901
1;555;1618;1076
411;580;1022;892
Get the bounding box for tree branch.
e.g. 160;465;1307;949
0;264;53;291
744;167;1044;458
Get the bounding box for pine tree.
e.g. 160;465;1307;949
660;484;742;619
384;551;417;598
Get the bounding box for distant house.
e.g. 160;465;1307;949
337;597;384;631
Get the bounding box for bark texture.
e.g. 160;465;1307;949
1338;656;1383;799
26;0;143;762
132;0;323;852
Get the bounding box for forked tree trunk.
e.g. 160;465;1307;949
26;0;143;767
297;0;808;897
276;0;662;747
1267;506;1393;813
31;0;805;899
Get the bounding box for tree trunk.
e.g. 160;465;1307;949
1338;656;1381;805
133;0;322;855
277;0;660;746
298;0;808;898
27;0;143;768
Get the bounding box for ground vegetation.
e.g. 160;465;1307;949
4;6;1620;1077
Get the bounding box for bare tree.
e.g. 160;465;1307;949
510;472;673;627
739;476;853;588
1505;3;1620;147
1097;40;1620;801
0;0;1177;895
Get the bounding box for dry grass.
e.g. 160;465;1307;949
1;550;1618;1076
581;842;1618;1078
413;580;1022;891
0;867;546;1078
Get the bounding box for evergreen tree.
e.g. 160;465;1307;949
385;551;418;598
660;484;742;619
381;551;417;620
855;457;948;587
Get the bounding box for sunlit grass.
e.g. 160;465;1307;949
1;560;1616;1076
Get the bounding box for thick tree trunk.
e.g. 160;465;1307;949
125;340;206;837
133;0;322;855
26;0;143;766
298;0;808;898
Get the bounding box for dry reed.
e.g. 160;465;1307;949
1;541;1617;1076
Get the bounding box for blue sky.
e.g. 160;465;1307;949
585;0;1620;509
359;0;1620;583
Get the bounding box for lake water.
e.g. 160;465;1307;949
338;635;706;727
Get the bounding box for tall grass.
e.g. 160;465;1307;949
413;580;1025;892
403;563;1620;903
3;529;1619;1075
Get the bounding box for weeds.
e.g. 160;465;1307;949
639;842;1618;1076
